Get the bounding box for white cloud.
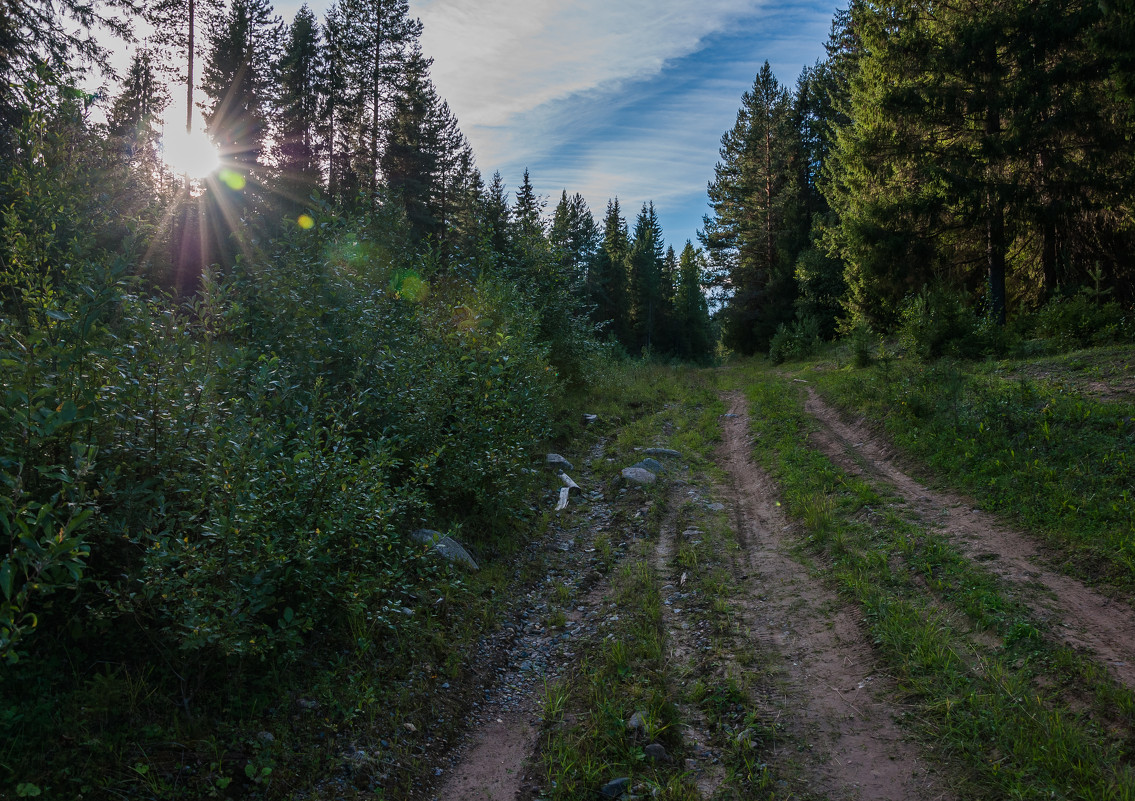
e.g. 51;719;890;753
417;0;763;130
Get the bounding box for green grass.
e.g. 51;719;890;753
809;349;1135;592
728;362;1135;800
538;551;698;801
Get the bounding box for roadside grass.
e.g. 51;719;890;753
729;364;1135;800
806;347;1135;593
538;525;700;800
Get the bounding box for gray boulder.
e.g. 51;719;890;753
410;529;479;571
643;448;681;458
630;458;664;474
545;453;573;473
620;467;656;485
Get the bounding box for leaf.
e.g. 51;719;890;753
0;561;14;601
44;310;70;322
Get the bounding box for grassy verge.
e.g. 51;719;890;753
728;362;1135;800
806;348;1135;592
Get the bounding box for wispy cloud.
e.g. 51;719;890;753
418;0;833;246
417;0;764;129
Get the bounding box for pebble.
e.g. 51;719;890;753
600;777;632;798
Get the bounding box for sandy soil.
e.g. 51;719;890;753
803;386;1135;689
718;391;950;801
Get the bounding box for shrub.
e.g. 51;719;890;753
1028;291;1130;348
897;288;1010;362
769;314;822;365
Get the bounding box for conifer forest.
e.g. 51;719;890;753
2;0;1134;798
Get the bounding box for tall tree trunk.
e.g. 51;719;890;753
186;0;195;132
370;7;383;206
984;46;1006;325
1041;218;1058;300
987;194;1007;325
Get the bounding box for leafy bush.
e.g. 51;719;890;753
769;314;822;364
1028;290;1131;348
1;198;561;667
897;288;1010;361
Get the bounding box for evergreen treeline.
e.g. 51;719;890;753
0;0;714;793
704;0;1135;359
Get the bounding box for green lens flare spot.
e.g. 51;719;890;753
297;214;315;229
388;270;429;302
218;168;247;191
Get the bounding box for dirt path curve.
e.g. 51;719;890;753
803;386;1135;689
719;391;949;801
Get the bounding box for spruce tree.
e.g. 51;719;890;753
481;171;513;268
589;198;632;347
201;0;282;168
512;169;545;243
108;51;168;170
628;202;666;353
702;61;797;353
674;241;714;360
336;0;421;203
274;5;324;199
549;191;599;290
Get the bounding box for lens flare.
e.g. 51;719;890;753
218;169;247;191
160;128;220;178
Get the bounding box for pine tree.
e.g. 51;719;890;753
318;6;358;203
274;5;324;199
588;198;632;347
628;202;666;353
336;0;422;203
702;61;798;353
201;0;282;168
549;191;598;291
148;0;224;135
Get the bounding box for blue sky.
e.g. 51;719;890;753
409;0;836;248
129;0;836;249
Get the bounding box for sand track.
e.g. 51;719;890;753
718;391;948;801
803;386;1135;689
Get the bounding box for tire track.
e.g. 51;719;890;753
803;385;1135;690
719;391;949;801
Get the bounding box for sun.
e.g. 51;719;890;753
160;127;221;179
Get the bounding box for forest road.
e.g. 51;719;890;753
803;386;1135;691
716;390;951;801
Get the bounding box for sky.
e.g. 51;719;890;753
114;0;837;249
410;0;835;248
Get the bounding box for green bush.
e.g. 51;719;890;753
897;288;1010;361
1028;290;1131;348
768;314;822;364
